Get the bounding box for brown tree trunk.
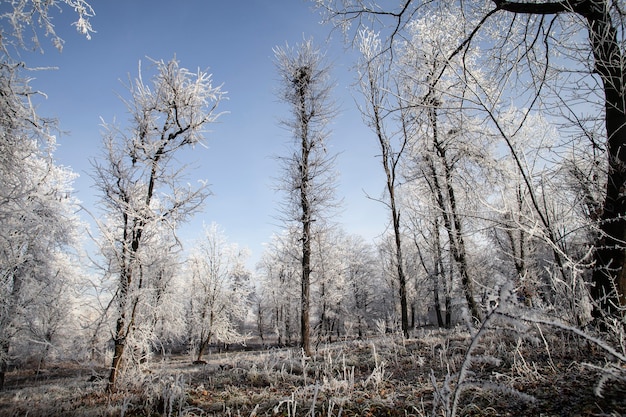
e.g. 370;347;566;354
297;67;313;357
107;318;126;392
433;218;446;328
433;265;445;328
390;202;410;338
0;339;8;391
196;336;210;362
586;1;626;319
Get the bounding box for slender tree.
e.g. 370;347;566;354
92;58;225;391
274;39;339;355
357;30;412;336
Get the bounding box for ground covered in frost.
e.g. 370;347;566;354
1;327;625;416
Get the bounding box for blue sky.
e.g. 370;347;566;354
21;0;388;269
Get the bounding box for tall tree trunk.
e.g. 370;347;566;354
196;335;210;362
360;50;410;338
433;253;445;328
389;194;410;338
107;261;131;392
301;188;312;355
433;217;446;327
586;1;626;319
445;289;452;328
297;68;313;356
257;302;265;343
107;328;125;391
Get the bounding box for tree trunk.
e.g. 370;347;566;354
433;219;446;327
297;67;313;357
586;1;626;319
433;277;445;328
257;303;264;343
301;206;312;355
445;292;452;328
0;339;9;391
107;324;125;392
196;336;210;362
391;204;410;338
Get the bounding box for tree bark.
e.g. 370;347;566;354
377;86;410;338
107;330;125;392
586;1;626;319
391;198;410;338
196;336;210;362
433;246;445;328
0;339;9;391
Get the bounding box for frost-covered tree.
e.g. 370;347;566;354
0;0;93;391
404;195;454;328
91;57;225;391
186;223;251;362
18;251;83;369
357;30;412;336
396;13;498;323
274;38;339;355
484;111;595;324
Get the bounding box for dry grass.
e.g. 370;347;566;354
1;328;625;416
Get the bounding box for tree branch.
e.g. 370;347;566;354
493;0;575;15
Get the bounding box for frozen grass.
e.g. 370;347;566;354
1;327;625;416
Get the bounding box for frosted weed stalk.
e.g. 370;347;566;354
155;374;188;417
364;343;386;389
430;283;537;417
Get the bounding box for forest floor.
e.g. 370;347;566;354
1;327;625;416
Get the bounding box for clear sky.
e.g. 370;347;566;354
20;0;388;269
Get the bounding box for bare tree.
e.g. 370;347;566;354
274;39;339;355
356;30;412;337
92;57;225;391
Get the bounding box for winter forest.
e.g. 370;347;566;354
1;0;626;416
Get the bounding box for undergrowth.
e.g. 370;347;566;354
1;319;625;416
